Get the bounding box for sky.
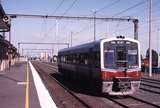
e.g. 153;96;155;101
1;0;160;57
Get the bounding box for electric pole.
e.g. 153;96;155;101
71;31;73;47
93;10;96;41
149;0;152;77
158;28;160;67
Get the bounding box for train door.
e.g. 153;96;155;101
116;46;127;69
89;48;94;78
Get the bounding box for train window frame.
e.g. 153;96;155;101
127;49;138;68
104;50;115;69
94;51;100;67
115;46;128;68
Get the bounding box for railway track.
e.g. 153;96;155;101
32;61;93;108
49;74;93;108
104;95;160;108
140;77;160;94
141;77;160;84
32;61;160;108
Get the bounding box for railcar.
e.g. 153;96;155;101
141;49;160;73
58;36;141;95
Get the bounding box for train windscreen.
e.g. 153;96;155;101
104;40;138;69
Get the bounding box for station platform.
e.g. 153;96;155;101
0;61;57;108
143;72;160;79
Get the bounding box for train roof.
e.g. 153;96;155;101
59;40;101;54
58;36;139;54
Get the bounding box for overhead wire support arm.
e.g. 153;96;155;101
18;42;69;56
18;42;69;47
22;48;54;51
7;13;139;40
8;13;137;21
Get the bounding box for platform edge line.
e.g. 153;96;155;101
29;61;57;108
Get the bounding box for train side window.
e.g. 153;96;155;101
72;54;76;64
94;52;100;67
128;50;138;68
76;53;89;65
60;56;64;62
84;54;88;65
76;54;80;64
80;54;85;65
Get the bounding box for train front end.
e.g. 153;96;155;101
100;36;141;95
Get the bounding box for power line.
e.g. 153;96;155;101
45;0;78;40
50;0;65;15
110;17;160;35
73;1;146;37
96;0;121;13
38;0;66;41
43;0;65;41
55;0;120;40
113;0;160;33
112;0;147;17
69;0;121;36
125;0;160;17
62;0;78;15
77;17;160;39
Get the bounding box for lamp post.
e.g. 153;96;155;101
149;0;152;77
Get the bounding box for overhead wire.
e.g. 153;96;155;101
50;0;65;15
110;17;160;36
74;0;147;36
111;0;160;35
59;0;121;38
73;0;121;36
56;0;79;37
44;0;78;41
112;0;147;17
62;0;78;15
40;0;65;41
126;0;160;16
111;0;147;35
49;0;79;43
96;0;121;13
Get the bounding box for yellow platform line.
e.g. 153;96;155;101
25;62;29;108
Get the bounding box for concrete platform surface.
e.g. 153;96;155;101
0;62;41;108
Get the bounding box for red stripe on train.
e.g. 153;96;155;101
102;71;142;80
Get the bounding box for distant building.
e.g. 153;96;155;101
40;52;49;61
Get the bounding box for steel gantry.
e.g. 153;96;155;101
7;13;139;40
22;48;54;56
18;42;69;56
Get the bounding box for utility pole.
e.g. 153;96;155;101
93;10;96;41
8;18;12;68
51;49;54;57
18;43;20;54
158;28;160;67
71;31;73;47
149;0;152;77
22;48;24;56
